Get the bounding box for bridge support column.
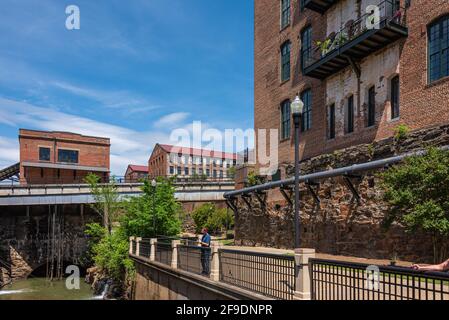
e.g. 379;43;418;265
135;237;142;256
171;240;181;269
294;248;315;300
210;242;221;281
129;236;135;255
150;238;157;261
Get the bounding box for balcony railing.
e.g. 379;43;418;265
303;0;408;79
304;0;340;14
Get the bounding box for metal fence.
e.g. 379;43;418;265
177;245;211;275
218;249;295;300
310;258;449;300
139;239;152;259
155;242;173;266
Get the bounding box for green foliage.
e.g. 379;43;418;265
120;177;181;238
227;166;236;179
381;147;449;262
91;228;135;281
85;173;123;234
247;170;261;187
191;203;234;234
394;124;410;140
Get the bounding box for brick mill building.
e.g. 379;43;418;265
255;0;449;177
124;164;149;183
148;144;237;180
17;129;110;185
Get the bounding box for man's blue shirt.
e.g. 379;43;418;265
201;233;211;247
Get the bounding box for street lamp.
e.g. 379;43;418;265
291;95;304;250
151;179;157;235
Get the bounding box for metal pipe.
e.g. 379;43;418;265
224;145;449;199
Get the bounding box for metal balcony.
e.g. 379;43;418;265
303;1;408;79
304;0;340;14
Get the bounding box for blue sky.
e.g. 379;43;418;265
0;0;254;175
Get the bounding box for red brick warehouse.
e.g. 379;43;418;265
254;0;449;177
19;129;110;185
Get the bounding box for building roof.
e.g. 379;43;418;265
127;165;149;173
158;144;237;160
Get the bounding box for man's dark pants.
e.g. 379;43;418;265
201;248;210;275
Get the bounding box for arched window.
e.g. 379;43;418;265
428;15;449;83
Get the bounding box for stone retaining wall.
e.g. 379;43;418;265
235;124;449;263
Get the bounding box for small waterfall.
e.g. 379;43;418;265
91;282;109;300
0;289;34;296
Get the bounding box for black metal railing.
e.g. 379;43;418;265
139;239;152;259
178;245;211;276
304;0;407;69
310;258;449;300
219;249;295;300
155;242;173;266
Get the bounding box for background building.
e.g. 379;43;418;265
18;129;110;185
148;144;237;180
255;0;449;178
124;164;149;183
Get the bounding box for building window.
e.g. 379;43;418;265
206;169;210;177
428;16;449;83
328;104;335;139
219;171;223;178
177;167;182;175
281;41;291;81
391;76;400;119
280;100;291;140
57;149;79;164
281;0;290;29
301;89;312;132
213;170;217;178
367;86;376;127
301;26;312;70
39;147;51;161
170;166;174;175
184;167;189;176
192;168;196;175
346;95;354;134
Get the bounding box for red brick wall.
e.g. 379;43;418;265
148;144;168;178
254;0;449;174
19;129;110;184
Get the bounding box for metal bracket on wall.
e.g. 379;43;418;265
241;194;252;210
343;174;362;202
305;180;321;205
226;197;238;214
280;185;293;206
254;191;267;209
343;55;361;78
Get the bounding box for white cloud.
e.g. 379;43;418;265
154;112;190;129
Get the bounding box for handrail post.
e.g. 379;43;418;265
294;248;315;300
171;240;181;269
150;238;157;262
129;236;135;255
135;237;142;256
210;242;221;281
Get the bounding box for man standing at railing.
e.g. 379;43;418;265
199;228;211;276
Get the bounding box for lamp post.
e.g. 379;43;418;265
291;95;304;249
151;179;157;235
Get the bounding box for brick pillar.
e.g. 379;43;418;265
135;237;142;256
150;238;157;261
171;240;181;269
294;248;315;300
129;236;135;255
210;242;221;281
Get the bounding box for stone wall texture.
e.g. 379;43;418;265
235;124;449;263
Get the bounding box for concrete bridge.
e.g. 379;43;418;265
0;181;235;206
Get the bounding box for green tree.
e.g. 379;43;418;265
191;203;234;234
381;147;449;262
121;177;182;238
85;173;122;234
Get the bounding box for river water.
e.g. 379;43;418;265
0;278;99;300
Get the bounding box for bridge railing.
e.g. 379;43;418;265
309;258;449;300
129;236;305;300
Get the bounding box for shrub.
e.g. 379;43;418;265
191;203;234;234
